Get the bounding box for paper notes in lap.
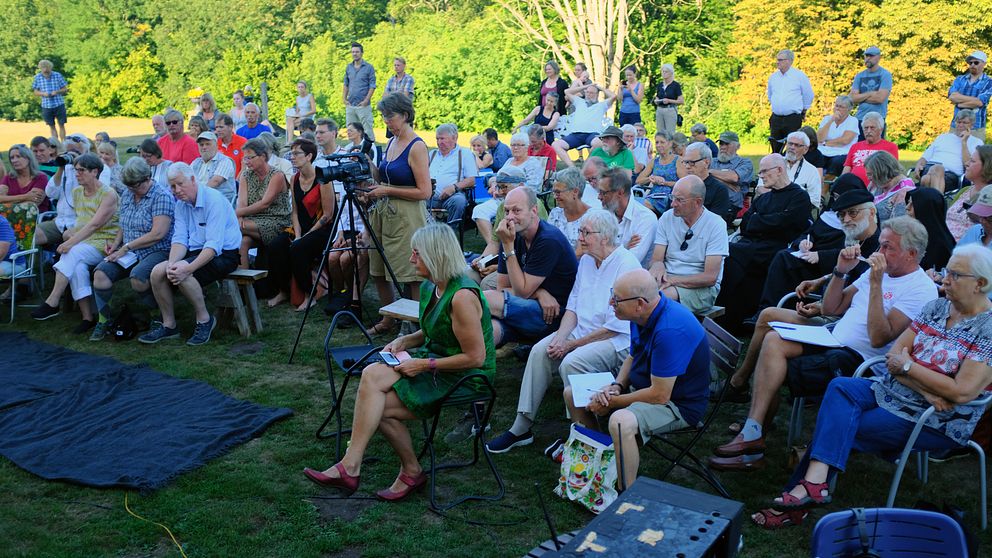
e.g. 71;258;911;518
570;372;617;407
769;321;843;348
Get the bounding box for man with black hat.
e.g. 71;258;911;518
709;131;754;210
710;215;937;471
948;50;991;142
745;179;879;325
850;46;892;138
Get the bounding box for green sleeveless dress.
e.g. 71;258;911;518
392;274;497;418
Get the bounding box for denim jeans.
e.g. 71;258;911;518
785;377;958;489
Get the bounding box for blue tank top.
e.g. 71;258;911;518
620;83;641;114
379;136;424;187
651;155;679;182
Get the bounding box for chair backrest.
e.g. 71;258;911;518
702;317;741;379
811;508;968;557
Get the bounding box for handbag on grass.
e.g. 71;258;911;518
554;423;618;514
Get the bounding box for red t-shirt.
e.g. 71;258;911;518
528;143;558;174
1;173;50;212
218;134;248;177
843;139;899;185
157;134;199;165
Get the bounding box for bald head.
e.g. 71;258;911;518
615;269;660;303
758;153;789;189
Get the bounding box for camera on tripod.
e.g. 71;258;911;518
315;152;373;189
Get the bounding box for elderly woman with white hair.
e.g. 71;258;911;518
652;63;684;135
753;243;992;529
548;167;593;251
816;95;860;176
304;223;495;501
501;132;545;190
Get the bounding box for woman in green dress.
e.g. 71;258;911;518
304;223;496;501
236;137;291;268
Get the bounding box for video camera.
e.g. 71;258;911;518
315;152;373;189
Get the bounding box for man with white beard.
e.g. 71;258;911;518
744;187;881;325
709;131;754;210
757;131;823;208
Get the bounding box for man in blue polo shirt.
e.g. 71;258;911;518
563;268;710;486
140;162;241;346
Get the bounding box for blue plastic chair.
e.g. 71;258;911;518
811;508;968;557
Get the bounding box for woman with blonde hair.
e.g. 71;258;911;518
304;223;495;501
197;92;218;131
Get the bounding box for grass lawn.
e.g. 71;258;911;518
3;226;991;558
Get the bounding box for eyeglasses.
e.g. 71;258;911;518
682;157;704;166
836;207;867;220
757;168;777;176
945;270;977;281
124;178;148;189
609;288;646;306
785;142;806;148
776;58;789;62
578;228;601;237
551;188;568;197
680;228;694;251
165;119;180;126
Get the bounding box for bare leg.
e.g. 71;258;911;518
563;386;597;429
177;273;210;324
747;332;804;426
474;219;493;243
551;141;574;167
57;122;66;143
731;307;810;388
239;220;262;268
609;410;641;490
377;411;423;493
321;363;406;477
44;271;71;307
79;296;96;321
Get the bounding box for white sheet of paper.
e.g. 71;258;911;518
115;251;139;268
790;250;806;259
769;321;843;348
570;372;618;407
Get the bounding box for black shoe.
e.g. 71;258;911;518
928;447;971;463
72;319;96;334
512;345;533;362
741;313;759;328
322;292;349;316
712;379;750;403
31;302;60;321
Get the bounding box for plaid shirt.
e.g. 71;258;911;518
948;72;992;129
385;73;415;98
120;183;175;259
32;71;68;108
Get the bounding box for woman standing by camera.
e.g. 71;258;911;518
363;93;432;336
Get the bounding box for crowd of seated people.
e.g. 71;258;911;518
6;48;992;539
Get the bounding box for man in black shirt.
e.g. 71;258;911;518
484;187;578;346
683;142;736;225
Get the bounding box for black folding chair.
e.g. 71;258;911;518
644;317;740;498
419;373;504;512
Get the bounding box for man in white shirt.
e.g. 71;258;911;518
428;123;478;230
649;176;729;314
486;209;642;453
757;131;823;208
767;49;815;153
552;83;617;166
595;167;658;267
191;132;237;205
710;216;937;471
913;109;984;193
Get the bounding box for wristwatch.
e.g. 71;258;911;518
832;267;846;279
503;250;516;260
901;360;912;375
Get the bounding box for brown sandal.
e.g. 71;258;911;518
365;320;397;337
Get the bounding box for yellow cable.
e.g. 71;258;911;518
124;492;189;558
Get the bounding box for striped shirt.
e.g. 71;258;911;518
948;72;992;129
385;73;415;98
32;71;67;108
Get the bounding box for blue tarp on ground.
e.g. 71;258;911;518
0;331;293;491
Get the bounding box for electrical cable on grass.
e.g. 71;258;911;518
124;492;188;558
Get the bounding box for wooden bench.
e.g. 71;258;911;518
378;297;420;323
217;269;267;337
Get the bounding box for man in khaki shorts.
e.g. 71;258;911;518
648;175;728;315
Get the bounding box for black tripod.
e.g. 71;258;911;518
288;178;403;363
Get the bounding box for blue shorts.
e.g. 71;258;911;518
42;104;67;126
498;292;558;343
561;132;601;150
